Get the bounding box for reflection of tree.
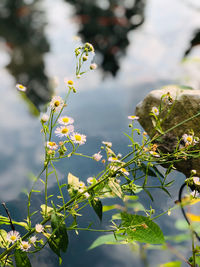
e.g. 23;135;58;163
0;0;50;109
184;30;200;57
66;0;146;76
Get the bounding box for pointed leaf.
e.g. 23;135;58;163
121;212;165;244
91;199;102;221
88;234;126;250
14;250;31;267
159;261;181;267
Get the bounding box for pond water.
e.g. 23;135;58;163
0;0;200;266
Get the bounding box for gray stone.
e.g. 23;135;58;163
135;86;200;177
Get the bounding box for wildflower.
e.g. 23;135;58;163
85;42;94;52
16;83;27;92
120;168;129;176
109;166;118;172
149;151;160;158
67;80;74;85
182;134;198;146
92;152;102;162
128;115;139;120
87;177;95;184
191;190;200;197
58;116;74;125
29;236;37;244
90;63;97;70
84;192;90;198
7;231;20;244
41;113;49;123
108;157;121;162
193;177;200;186
50;96;64;112
35;224;44;233
102;141;112;147
55;125;74;138
47;141;58;150
79;181;85;188
152;106;159;116
70;132;86;145
20;241;31;252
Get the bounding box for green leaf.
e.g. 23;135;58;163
14;249;31;267
159;261;181;267
91;199;102;221
48;212;68;257
108;178;123;199
88;234;127;250
67;173;80;190
0;216;28;230
143;188;154;201
0;229;7;248
103;205;117;212
120;212;165;244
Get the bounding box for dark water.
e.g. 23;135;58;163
0;0;200;266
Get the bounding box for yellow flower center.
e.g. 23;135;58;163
61;128;68;134
23;243;29;249
49;142;56;146
68;80;74;85
10;236;16;241
75;135;81;141
19;85;24;89
187;136;192;142
62;117;69;123
54;101;60;107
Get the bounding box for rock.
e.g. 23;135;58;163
135;86;200;177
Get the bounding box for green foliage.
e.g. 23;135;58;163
88;234;127;250
48;212;69;258
159;261;182;267
120;213;165;244
14;250;31;267
90;199;103;221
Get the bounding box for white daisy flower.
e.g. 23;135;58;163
128;115;139;120
41;113;49;123
50;96;64;112
152;106;159;116
108;157;121;163
47;141;58;150
102;141;112;147
70;132;86;145
7;231;20;244
29;236;37;244
120;168;130;176
149;151;160;158
87;177;95;184
193;177;200;186
58;116;74;125
16;83;27;92
35;224;44;233
92;152;102;162
55;125;74;138
79;181;85;188
20;241;31;252
182;134;193;145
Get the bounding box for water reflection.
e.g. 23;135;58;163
0;0;51;109
66;0;146;76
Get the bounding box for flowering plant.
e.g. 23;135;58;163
1;43;200;267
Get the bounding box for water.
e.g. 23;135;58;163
0;0;200;266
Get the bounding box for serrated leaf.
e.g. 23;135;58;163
108;178;123;199
121;212;165;244
159;261;181;267
91;199;102;221
14;250;31;267
88;234;127;250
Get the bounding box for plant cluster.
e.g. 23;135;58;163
1;43;200;267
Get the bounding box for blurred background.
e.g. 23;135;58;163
0;0;200;266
